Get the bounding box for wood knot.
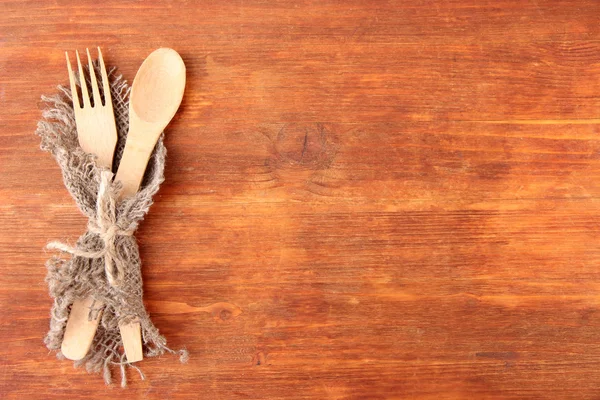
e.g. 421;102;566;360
219;308;233;321
273;123;335;169
252;351;267;366
250;123;342;195
208;302;242;322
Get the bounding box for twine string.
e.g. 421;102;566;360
46;171;134;287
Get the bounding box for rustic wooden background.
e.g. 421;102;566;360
2;0;600;398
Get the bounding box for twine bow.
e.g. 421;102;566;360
47;170;135;287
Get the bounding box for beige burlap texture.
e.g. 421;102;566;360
36;64;187;387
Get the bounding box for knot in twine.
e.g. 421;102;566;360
47;170;135;287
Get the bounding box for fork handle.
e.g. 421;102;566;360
61;297;103;360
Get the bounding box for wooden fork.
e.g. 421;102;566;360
61;47;118;361
67;48;117;168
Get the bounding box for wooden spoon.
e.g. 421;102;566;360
115;48;186;362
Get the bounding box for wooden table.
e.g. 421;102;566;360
2;1;600;398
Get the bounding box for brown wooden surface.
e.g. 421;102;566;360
2;0;600;398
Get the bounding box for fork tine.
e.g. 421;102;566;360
86;48;102;107
65;52;81;109
97;47;112;107
75;50;91;108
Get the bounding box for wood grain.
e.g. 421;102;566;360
2;0;600;398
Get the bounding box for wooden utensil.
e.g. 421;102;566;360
61;47;118;361
115;48;186;362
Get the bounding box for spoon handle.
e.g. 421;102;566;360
113;118;164;363
114;133;156;198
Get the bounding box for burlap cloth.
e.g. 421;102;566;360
36;64;187;387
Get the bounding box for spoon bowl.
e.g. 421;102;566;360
115;48;186;198
131;48;186;125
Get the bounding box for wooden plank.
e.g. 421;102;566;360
1;0;600;399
